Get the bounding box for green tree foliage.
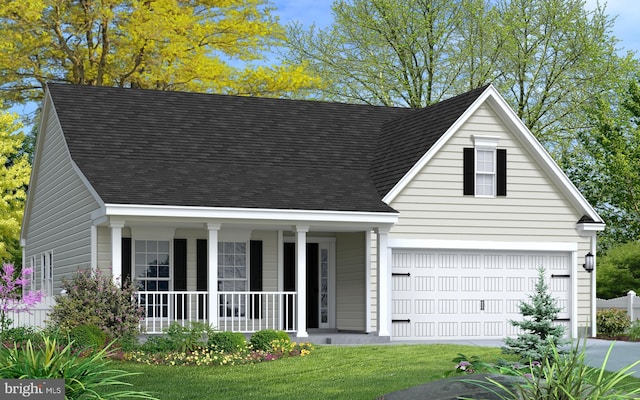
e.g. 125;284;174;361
0;108;30;264
503;267;567;361
0;0;320;106
283;0;635;156
596;241;640;299
575;80;640;249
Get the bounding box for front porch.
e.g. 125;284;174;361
136;290;390;344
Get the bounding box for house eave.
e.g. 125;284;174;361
92;204;399;231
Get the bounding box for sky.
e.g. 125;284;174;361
270;0;640;55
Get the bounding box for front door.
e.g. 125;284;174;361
283;242;320;329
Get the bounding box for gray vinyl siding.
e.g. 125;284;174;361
336;232;366;331
251;231;278;292
386;102;593;331
24;103;101;293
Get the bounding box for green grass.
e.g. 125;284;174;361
111;344;505;400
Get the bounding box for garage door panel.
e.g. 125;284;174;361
391;249;572;340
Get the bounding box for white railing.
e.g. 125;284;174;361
597;290;640;321
136;291;297;334
5;296;55;329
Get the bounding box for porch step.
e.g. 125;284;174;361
296;332;391;345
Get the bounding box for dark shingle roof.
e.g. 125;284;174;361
47;84;486;212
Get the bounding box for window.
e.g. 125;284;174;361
475;149;496;196
135;240;170;318
218;241;247;318
135;240;170;291
463;136;507;197
30;256;36;292
41;252;52;296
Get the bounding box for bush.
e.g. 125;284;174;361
0;326;38;344
140;322;212;353
627;320;640;340
250;329;289;352
48;269;144;341
69;324;107;351
0;334;157;399
597;308;631;337
208;331;247;353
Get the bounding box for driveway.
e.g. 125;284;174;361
393;338;640;377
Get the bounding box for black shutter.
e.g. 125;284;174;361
196;239;208;291
249;240;263;319
121;237;132;284
196;239;208;319
174;239;187;319
174;239;187;290
497;149;507;197
463;147;475;195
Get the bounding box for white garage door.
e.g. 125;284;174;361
391;249;572;340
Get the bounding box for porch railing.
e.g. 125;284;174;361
135;291;297;334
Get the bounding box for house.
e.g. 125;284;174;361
21;83;605;341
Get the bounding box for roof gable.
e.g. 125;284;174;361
381;85;603;224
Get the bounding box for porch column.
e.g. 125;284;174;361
207;223;220;329
296;226;309;338
376;227;391;337
110;220;125;287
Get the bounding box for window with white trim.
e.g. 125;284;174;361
41;252;52;296
475;148;496;196
134;240;170;291
30;256;36;292
134;240;170;318
463;135;507;197
218;241;247;318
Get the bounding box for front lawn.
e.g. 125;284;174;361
112;344;504;399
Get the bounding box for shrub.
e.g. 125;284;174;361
250;329;289;352
627;320;640;340
69;324;107;351
596;308;631;337
0;334;157;399
141;322;213;353
502;266;567;362
0;325;38;344
208;331;247;353
140;335;176;353
48;269;144;341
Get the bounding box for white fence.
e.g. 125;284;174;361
136;291;297;334
596;290;640;321
5;296;55;329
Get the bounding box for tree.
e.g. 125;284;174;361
0;0;320;106
575;80;640;249
0;108;30;264
503;267;567;361
285;0;495;107
283;0;635;156
596;241;640;299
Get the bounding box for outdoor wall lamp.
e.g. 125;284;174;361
583;252;594;273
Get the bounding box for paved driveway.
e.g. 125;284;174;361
394;338;640;377
583;338;640;376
